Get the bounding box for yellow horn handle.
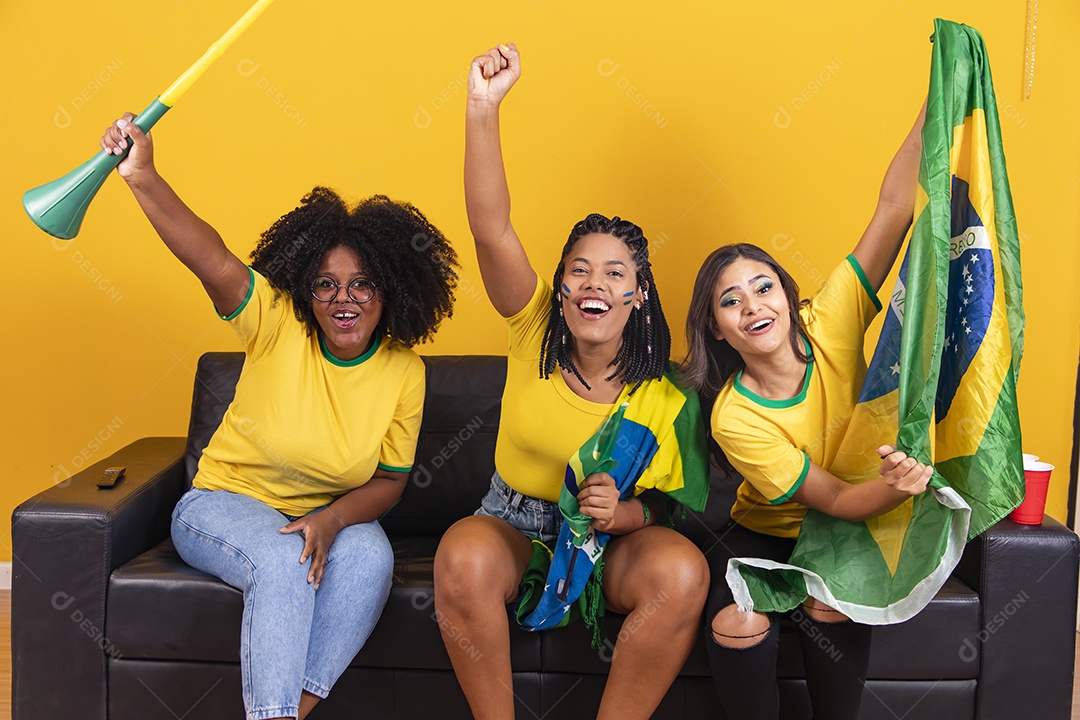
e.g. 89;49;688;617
159;0;276;107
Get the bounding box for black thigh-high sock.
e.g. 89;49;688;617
705;614;781;720
794;609;872;720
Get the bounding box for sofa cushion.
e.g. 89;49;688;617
108;535;981;681
107;540;243;662
106;538;541;672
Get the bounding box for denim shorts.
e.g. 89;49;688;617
474;471;563;544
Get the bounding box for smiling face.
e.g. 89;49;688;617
710;257;793;360
311;245;383;361
559;232;643;355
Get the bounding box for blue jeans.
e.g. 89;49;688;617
474;471;563;544
171;488;393;720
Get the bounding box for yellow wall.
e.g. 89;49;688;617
2;1;1077;562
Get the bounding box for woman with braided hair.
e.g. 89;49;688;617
433;43;710;720
537;212;670;393
99;112;457;720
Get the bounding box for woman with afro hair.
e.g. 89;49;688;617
100;112;457;720
433;44;710;720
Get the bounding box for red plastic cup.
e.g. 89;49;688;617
1009;461;1054;525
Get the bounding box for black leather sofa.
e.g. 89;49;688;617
12;352;1079;719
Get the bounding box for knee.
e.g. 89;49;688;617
647;546;710;610
709;604;772;649
433;524;505;602
372;536;394;578
332;525;394;581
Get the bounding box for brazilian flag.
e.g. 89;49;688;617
728;19;1026;623
515;372;709;644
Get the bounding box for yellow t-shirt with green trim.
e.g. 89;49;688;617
194;268;425;516
494;277;631;502
713;256;882;538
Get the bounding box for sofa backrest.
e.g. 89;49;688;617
383;355;505;536
184;351;735;542
185;352;244;484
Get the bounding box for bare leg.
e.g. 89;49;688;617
596;527;710;720
434;515;532;720
711;603;771;647
265;689;319;720
296;690;320;720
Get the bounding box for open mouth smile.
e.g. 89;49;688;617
744;318;774;335
576;297;612;320
331;309;359;329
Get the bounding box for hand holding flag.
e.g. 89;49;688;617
575;472;621;532
727;19;1026;625
876;445;934;495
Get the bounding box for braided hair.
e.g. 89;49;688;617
538;213;670;395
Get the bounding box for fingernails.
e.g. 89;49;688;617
499;43;511;53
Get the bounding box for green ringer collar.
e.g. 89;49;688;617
319;329;383;367
734;336;814;408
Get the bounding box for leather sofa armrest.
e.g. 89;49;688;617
954;516;1079;720
11;437;187;720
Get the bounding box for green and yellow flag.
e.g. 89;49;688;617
516;372;709;643
728;19;1026;623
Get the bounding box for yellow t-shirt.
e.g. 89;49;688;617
194;268;425;516
713;256;882;538
494;277;630;502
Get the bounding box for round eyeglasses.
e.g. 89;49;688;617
310;276;377;304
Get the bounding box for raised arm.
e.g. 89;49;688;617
850;100;927;292
465;43;537;317
102;113;250;316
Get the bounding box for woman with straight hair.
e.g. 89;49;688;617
681;101;930;720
